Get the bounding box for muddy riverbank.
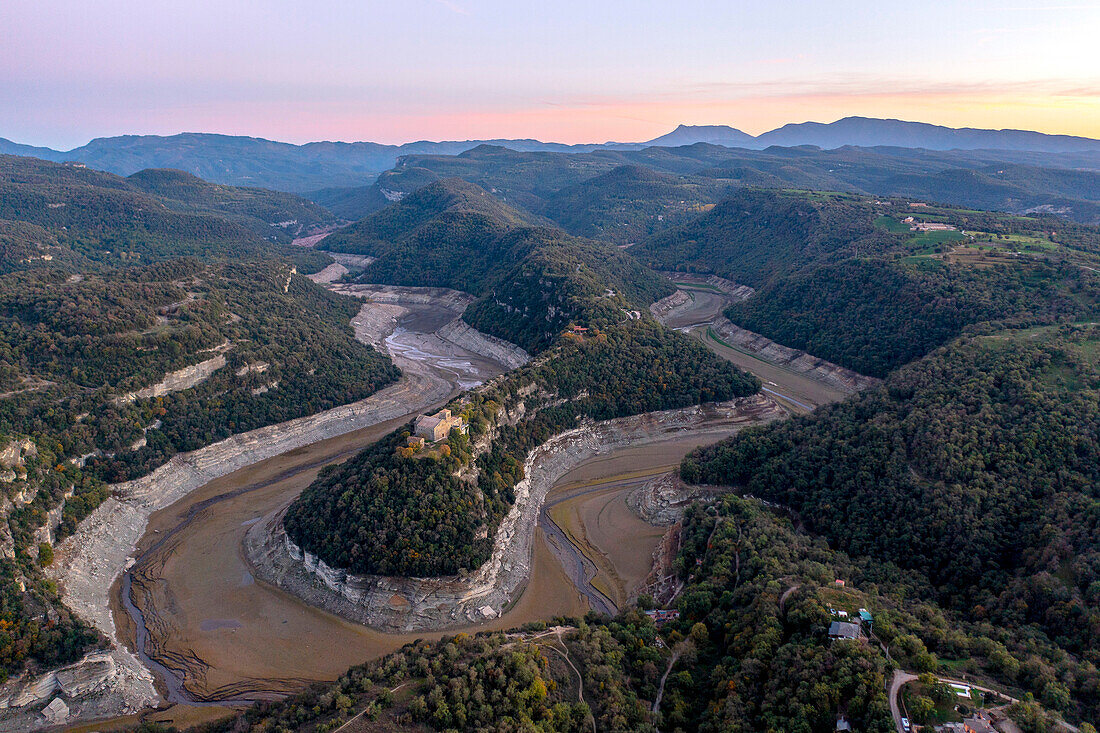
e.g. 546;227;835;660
25;285;521;728
651;283;876;411
247;394;786;633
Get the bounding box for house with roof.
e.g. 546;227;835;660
414;409;468;442
828;621;862;641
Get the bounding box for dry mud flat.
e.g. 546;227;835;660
8;285;518;729
247;393;786;633
538;436;731;614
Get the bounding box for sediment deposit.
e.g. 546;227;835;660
305;263;348;283
436;319;530;370
246;393;785;633
41;283;521;724
657;272;756;301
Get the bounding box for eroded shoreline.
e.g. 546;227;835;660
245;393;786;633
10;284;518;729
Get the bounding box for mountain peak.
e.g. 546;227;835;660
645;124;756;148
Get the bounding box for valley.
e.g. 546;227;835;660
0;118;1097;733
43;269;833;727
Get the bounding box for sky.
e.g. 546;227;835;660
3;0;1099;149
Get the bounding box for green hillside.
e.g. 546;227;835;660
637;189;1099;376
324;178;672;352
537;165;728;244
126;167;336;236
0;155;337;273
682;326;1100;721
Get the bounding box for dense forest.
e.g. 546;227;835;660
316;142;1100;228
682;326;1100;721
321;177;675;352
0;160;400;682
0;155;335;272
536;165;728;244
285;317;759;576
637;189;1099;376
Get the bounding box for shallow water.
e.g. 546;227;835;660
385;327;487;390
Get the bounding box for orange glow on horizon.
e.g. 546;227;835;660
209;90;1100;147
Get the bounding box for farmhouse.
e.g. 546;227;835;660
645;609;681;625
414;408;468;442
904;216;957;232
828;621;862;641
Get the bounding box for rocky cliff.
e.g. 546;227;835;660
710;317;879;393
246;393;786;633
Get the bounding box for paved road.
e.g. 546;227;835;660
885;670;1079;733
889;670;918;733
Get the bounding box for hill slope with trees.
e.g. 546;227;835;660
320;178;674;352
0;155;336;273
682;326;1100;722
0;164;395;683
637;189;1099;376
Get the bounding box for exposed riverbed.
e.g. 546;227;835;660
116;297;518;704
32;275;876;730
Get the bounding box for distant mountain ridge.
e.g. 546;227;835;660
3;116;1098;193
753;116;1100;153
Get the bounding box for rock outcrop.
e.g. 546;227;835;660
628;471;720;526
436;320;530;370
710;318;879;393
115;353;227;404
246;393;786;633
0;652;143;733
649;290;692;319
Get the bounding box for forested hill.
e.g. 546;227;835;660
323;178;673;352
285;318;759;578
322;177;535;258
0;161;395;683
325;142;1100;226
634;188;886;287
637;189;1100;376
125;167;335;234
0;155;335;273
682;325;1100;722
537;165;729;244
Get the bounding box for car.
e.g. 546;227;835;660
901;717;910;731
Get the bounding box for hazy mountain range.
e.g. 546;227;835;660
2;116;1098;193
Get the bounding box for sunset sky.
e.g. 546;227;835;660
3;0;1099;148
